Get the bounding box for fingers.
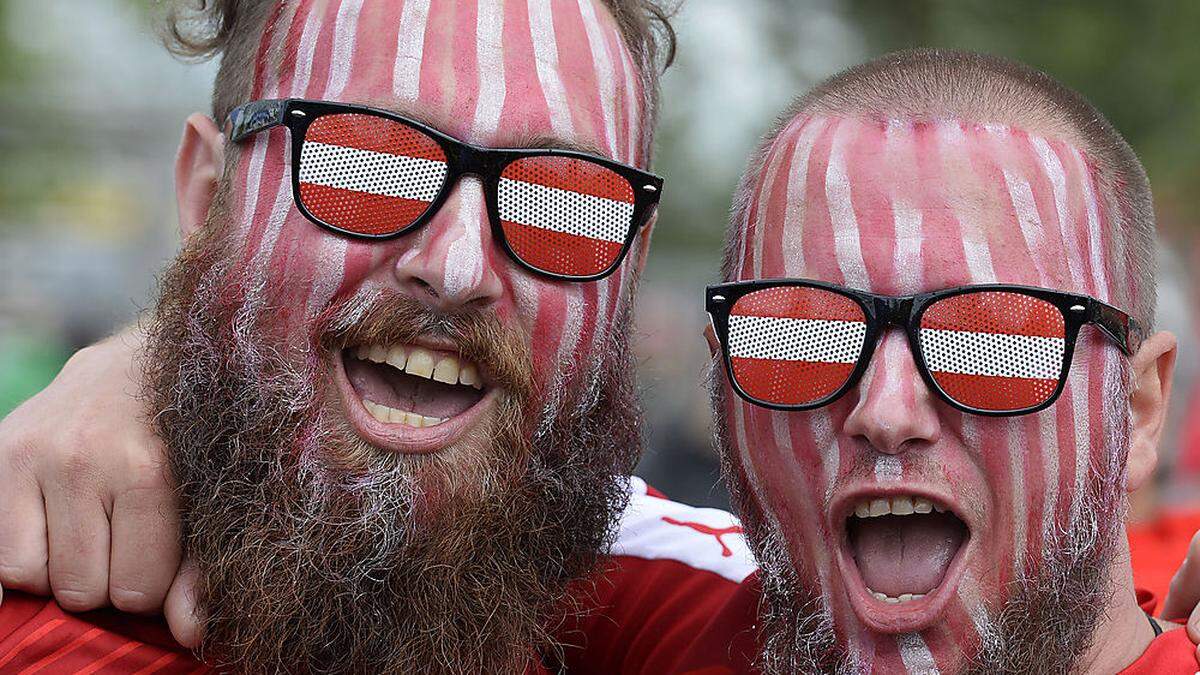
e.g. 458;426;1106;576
0;433;50;596
43;467;112;612
109;473;181;613
165;561;203;648
1164;531;1200;622
1188;598;1200;645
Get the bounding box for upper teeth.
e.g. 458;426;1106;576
852;495;947;518
354;344;483;390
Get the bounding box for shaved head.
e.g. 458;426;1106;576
726;48;1155;329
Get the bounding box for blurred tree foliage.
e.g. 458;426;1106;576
842;0;1199;235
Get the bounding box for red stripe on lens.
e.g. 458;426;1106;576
727;286;866;406
730;285;863;322
304;113;447;162
298;183;433;236
501;156;634;202
500;220;624;277
920;290;1064;337
930;371;1059;412
731;357;856;406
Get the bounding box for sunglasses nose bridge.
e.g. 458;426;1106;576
874;296;913;329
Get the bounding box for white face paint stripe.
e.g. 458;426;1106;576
472;0;507;137
896;632;940;675
393;0;432;103
809;409;839;503
1067;359;1089;527
1040;398;1060;544
955;569;991;638
326;0;365;99
825;123;870;288
891;199;923;292
942;122;996;283
1068;146;1112;301
442;181;486;299
239;134;272;235
752;130;793;279
1002;170;1050;282
290;8;324;98
576;0;618;157
1030;136;1088;290
769;409;834;597
553;285;586;390
306;236;349;316
1007;417;1027;576
782;121;823;277
527;0;576;137
875;455;902;482
614;35;640;164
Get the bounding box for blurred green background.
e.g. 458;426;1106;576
1;0;1197;509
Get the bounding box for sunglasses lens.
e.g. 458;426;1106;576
919;291;1066;412
727;286;867;406
298;113;448;236
498;156;636;278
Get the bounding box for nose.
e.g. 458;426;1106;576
842;331;941;454
393;177;504;311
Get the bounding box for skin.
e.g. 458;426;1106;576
0;0;653;645
713;113;1178;672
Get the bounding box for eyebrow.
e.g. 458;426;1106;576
356;98;610;159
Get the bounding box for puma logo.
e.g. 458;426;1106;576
661;517;743;557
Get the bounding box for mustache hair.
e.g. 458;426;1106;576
708;358;1132;675
142;191;645;673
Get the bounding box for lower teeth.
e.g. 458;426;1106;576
870;590;925;604
362;399;446;428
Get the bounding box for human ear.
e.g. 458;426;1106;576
174;113;226;242
1125;330;1177;492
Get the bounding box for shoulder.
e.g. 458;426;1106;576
0;591;204;673
609;476;758;584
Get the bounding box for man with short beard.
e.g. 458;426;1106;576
0;1;758;673
705;49;1196;673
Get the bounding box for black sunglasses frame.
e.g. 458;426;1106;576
705;279;1142;417
226;98;664;282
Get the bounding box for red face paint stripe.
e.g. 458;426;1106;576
796;120;843;284
497;0;555;141
842;119;895;291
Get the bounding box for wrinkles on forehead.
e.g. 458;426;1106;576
251;0;638;164
740;114;1114;300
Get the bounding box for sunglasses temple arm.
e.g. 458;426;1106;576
226;99;289;143
1091;301;1141;355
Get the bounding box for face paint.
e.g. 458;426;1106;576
722;114;1128;673
215;0;643;441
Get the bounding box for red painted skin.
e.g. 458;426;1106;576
723;114;1124;672
214;0;647;461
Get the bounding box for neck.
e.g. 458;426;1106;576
1076;527;1158;673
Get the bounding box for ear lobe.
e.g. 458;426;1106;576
1125;330;1177;492
175;113;226;242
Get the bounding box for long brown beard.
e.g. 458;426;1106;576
143;198;643;673
710;369;1129;675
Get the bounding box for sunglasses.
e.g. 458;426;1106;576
705;279;1142;417
225;98;663;282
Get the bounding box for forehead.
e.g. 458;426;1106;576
253;0;643;164
737;114;1114;301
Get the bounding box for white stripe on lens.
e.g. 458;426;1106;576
728;315;866;363
497;177;633;243
299;142;446;202
919;329;1064;379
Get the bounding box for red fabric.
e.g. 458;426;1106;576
1128;509;1200;617
0;592;205;674
1118;625;1198;673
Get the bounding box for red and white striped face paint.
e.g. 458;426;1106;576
217;0;646;454
723;114;1130;672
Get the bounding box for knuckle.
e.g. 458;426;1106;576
58;445;103;495
2;435;42;478
110;585;159;614
0;558;47;590
52;582;106;612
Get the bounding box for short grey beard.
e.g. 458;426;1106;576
710;359;1132;675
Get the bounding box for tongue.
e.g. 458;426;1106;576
849;513;966;597
344;355;482;418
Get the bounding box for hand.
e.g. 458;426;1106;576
1162;530;1200;659
0;327;199;645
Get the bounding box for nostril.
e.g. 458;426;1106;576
412;277;439;299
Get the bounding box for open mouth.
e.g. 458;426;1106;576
837;492;971;632
333;342;496;454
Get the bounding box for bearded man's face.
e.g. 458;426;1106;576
144;1;650;671
717;115;1133;673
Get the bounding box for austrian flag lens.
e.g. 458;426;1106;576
728;286;867;406
918;291;1066;412
298;113;448;236
498;156;636;278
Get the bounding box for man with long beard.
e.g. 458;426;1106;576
0;1;758;672
705;49;1197;672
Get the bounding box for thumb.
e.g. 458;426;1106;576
164;559;203;649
